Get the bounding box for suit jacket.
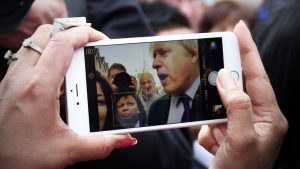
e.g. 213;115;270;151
148;86;208;126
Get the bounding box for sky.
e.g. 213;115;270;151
96;42;161;88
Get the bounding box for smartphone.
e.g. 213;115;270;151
65;33;242;134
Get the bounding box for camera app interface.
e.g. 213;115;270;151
84;38;225;132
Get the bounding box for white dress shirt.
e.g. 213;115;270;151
167;76;201;124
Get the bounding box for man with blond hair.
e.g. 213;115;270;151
148;40;206;125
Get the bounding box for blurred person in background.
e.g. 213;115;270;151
140;0;204;32
254;0;300;168
141;1;195;35
86;0;153;38
0;0;154;82
0;0;67;51
164;0;205;32
200;0;256;32
0;0;67;81
139;72;161;123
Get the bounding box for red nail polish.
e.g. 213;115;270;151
117;138;137;148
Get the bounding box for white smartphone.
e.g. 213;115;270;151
65;32;242;134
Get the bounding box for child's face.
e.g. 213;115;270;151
116;95;138;118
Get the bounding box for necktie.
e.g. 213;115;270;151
180;94;191;122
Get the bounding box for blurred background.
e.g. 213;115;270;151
1;0;298;169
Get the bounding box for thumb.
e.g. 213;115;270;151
216;69;254;135
70;133;137;163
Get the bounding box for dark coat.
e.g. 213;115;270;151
148;86;208;126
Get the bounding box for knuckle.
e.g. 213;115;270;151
31;24;53;48
51;34;68;46
228;93;252;111
48;38;73;68
261;73;271;83
23;75;42;94
276;113;288;137
50;34;73;53
241;133;257;147
267;107;289;139
35;24;53;35
20;74;51;99
282;116;288;133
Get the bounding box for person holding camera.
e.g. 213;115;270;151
108;70;146;128
110;71;144;128
0;20;287;169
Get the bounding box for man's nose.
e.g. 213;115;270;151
152;56;161;69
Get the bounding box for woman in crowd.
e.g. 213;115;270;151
95;71;114;131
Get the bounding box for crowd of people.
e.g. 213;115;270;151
1;0;299;169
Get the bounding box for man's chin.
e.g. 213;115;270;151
164;88;185;96
163;88;175;95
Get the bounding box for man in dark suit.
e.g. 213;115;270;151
149;87;206;125
148;40;208;125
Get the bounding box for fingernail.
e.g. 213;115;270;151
93;30;109;39
213;127;224;146
238;20;245;26
217;69;237;90
239;20;248;28
237;20;252;38
117;137;137;149
211;145;219;155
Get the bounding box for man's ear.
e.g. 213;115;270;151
191;53;199;63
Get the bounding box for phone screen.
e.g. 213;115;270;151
84;38;225;132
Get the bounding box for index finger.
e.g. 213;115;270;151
234;21;277;107
35;26;108;88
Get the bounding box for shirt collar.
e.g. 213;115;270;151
171;76;201;107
